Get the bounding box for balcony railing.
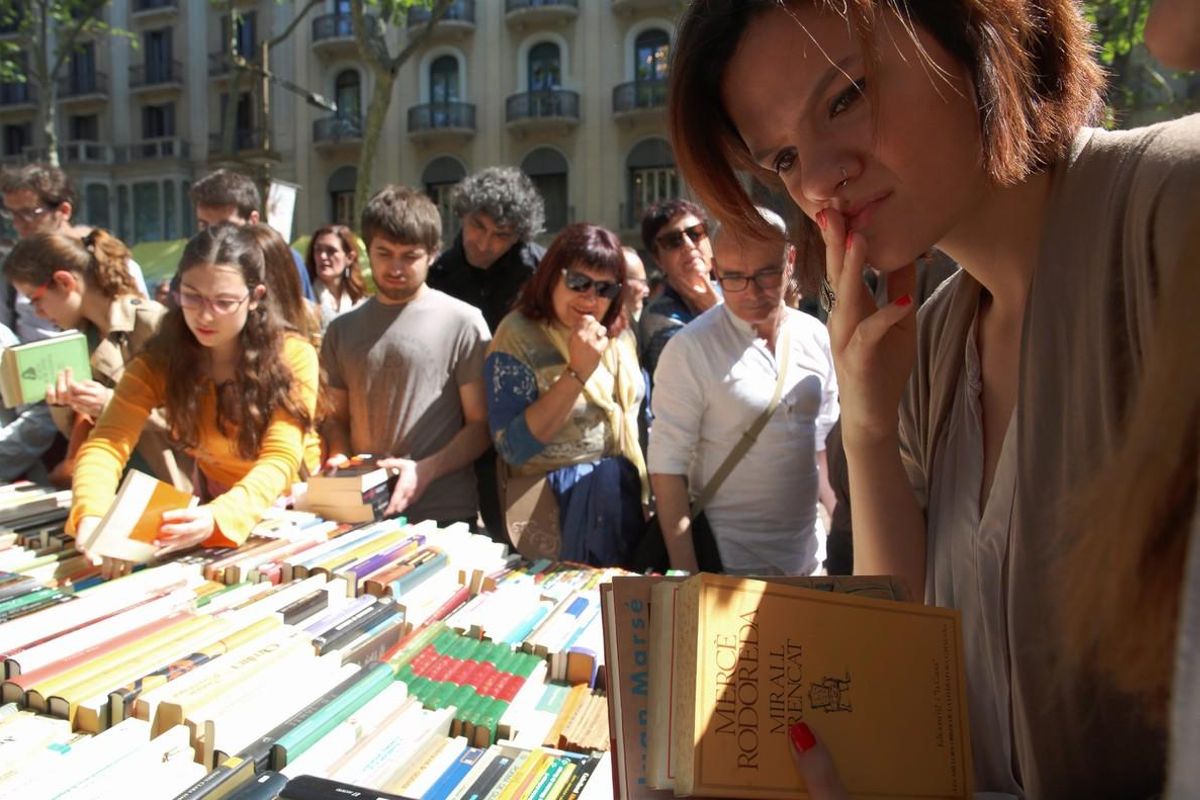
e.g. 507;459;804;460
612;79;667;114
313;115;363;144
58;71;109;98
407;102;476;133
0;83;35;106
312;12;353;41
22;142;113;164
407;0;475;27
114;137;190;163
506;0;579;12
506;89;580;123
132;0;178;12
129;59;184;89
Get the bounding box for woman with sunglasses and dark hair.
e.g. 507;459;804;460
637;199;721;380
486;223;647;567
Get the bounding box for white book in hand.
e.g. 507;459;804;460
80;470;198;564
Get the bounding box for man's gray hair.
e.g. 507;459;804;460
451;166;545;241
713;205;787;245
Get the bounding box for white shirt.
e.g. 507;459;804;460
314;282;365;331
648;304;838;576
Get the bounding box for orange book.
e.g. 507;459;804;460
78;470;198;563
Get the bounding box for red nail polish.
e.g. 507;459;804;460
896;294;913;307
789;722;816;754
815;210;827;230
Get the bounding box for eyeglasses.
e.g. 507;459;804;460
561;269;623;300
715;268;786;292
25;279;53;304
0;205;54;225
176;289;252;315
654;223;708;252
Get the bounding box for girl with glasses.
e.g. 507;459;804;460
4;229;193;493
66;223;322;578
669;0;1197;796
485;223;647;566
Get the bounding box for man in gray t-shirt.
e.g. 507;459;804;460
320;186;491;525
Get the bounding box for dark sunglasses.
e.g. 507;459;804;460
562;269;622;300
655;222;708;252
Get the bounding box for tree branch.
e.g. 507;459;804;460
49;0;108;79
387;0;455;74
351;0;389;75
268;0;323;50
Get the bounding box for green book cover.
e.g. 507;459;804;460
0;332;92;406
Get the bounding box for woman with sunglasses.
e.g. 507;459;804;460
669;0;1197;796
637;200;720;379
4;229;193;491
486;223;647;567
66;223;321;578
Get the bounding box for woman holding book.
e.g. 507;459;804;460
667;0;1197;796
67;223;322;576
485;223;647;567
4;229;193;491
306;224;368;331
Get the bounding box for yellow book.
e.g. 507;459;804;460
496;749;549;800
309;530;411;580
669;574;971;799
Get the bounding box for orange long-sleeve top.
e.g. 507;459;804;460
68;335;321;547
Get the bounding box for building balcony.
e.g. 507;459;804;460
130;0;178;20
312;12;370;56
0;83;36;110
406;0;475;42
207;51;256;81
208;130;282;164
23;141;114;166
114;137;190;164
407;102;476;144
505;0;579;27
57;71;109;103
506;89;580;133
611;0;681;13
313;115;363;150
129;60;184;93
612;78;667;122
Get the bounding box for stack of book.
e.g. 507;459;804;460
303;457;393;524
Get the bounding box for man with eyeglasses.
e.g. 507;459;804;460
648;207;838;576
637;199;722;380
0;164;148;342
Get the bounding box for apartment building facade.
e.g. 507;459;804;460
0;0;685;248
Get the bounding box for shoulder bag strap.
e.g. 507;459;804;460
690;323;791;516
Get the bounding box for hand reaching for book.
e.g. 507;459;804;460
63;379;112;422
378;457;428;517
788;722;848;800
156;506;215;554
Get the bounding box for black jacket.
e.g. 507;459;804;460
428;234;545;333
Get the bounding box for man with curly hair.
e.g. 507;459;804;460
427;166;547;333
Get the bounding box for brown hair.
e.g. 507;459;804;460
669;0;1105;241
514;223;628;337
0;163;76;208
189;169;261;219
1059;244;1199;723
306;225;367;304
5;229;141;299
243;224;320;343
144;223;315;460
360;185;442;251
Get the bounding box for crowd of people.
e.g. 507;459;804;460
0;0;1195;795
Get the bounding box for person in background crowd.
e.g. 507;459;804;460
649;207;837;575
189;169;314;302
637;199;721;379
154;279;172;306
668;0;1197;795
306;224;368;331
486;223;646;567
68;223;320;578
427;166;547;541
321;186;491;528
244;224;321;344
622;247;650;324
0;321;61;482
5;230;192;492
428;166;547;333
0;164;148;342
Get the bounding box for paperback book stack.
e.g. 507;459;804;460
303;457;394;524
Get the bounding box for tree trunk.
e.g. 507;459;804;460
41;83;59;167
353;66;396;228
35;0;57;167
